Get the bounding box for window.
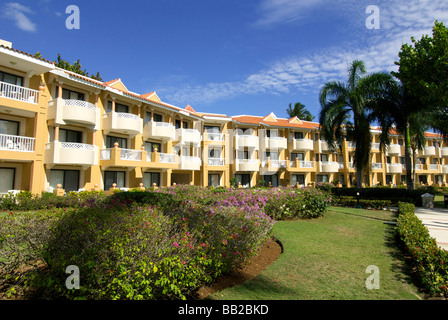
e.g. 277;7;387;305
209;148;222;158
204;125;220;133
0;168;15;193
208;174;220;187
317;175;329;183
294;132;304;139
0;119;19;136
263;174;278;187
175;120;189;129
56;87;84;101
145;141;161;153
104;171;125;189
264;151;278;160
0;71;23;86
419;158;426;165
291;153;304;161
235;174;251;188
107;101;128;113
398;139;404;146
237;150;250;160
59;129;82;143
400;175;407;184
106;135;127;149
291;174;305;186
314;133;319;141
146;112;163;123
50;170;79;192
321;154;329;162
143;172;161;188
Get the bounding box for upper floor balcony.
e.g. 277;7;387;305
102;111;143;137
442;165;448;174
0;80;38;105
424;146;436;156
203;132;225;145
235;135;259;150
440;147;448;158
387;163;403;174
319;161;339;173
291;138;314;151
143;121;175;141
234;159;260;171
179;155;201;170
45;141;98;169
386;144;401;156
48;98;100;129
261;136;287;150
0;133;35;161
175;128;201;146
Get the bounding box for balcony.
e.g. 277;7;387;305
175;128;201;146
320;161;339;173
45;141;98;169
0;81;38;104
371;163;383;170
386;144;401;156
387;163;403;174
235;159;260;171
208;158;225;166
0;133;35;153
235;135;259;150
48;98;100;129
260;159;287;175
261;136;287;150
440;148;448;157
428;164;439;171
442;165;448;174
424;146;436;156
291;138;313;151
179;155;201;170
204;132;225;144
102;111;143;137
143;121;175;141
288;160;315;171
100;147;144;169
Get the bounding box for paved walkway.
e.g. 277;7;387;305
414;207;448;251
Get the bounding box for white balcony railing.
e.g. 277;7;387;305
371;143;380;150
120;149;142;161
100;149;111;160
159;153;176;164
208;158;225;166
0;133;35;152
429;164;439;171
207;133;224;142
300;161;314;168
371;163;383;170
0;81;38;104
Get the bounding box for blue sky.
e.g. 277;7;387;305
1;0;447;119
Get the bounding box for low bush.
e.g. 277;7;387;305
330;187;434;206
396;202;448;297
332;196;392;210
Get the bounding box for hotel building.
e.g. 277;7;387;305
1;40;448;195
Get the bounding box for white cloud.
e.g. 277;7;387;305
163;0;448;107
4;2;37;32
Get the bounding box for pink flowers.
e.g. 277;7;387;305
173;242;180;248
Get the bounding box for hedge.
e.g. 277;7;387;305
330;187;435;206
396;202;448;297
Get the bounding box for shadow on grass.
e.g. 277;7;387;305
330;207;393;222
203;273;298;300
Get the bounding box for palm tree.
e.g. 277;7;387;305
286;102;315;121
367;78;429;190
319;60;392;188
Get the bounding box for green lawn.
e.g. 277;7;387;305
208;207;423;300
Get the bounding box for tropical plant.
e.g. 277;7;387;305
366;78;430;190
286;102;315;121
392;21;448;137
319;60;392;187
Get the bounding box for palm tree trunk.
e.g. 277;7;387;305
404;124;413;190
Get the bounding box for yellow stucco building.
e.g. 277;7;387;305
1;41;447;195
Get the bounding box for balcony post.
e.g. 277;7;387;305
141;145;147;162
286;157;290;168
111;142;120;162
54;125;60;141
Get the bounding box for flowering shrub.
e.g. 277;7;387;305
396;202;448;297
1;185;330;300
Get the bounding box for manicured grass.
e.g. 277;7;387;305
208;207;423;300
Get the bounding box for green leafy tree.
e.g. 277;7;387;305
392;21;448;136
319;60;391;188
367;78;429;190
55;53;103;81
286;102;315;121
